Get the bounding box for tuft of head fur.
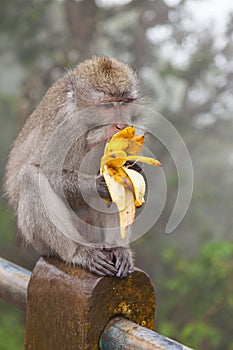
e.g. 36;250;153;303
66;56;140;107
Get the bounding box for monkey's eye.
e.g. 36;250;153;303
119;98;135;106
102;102;115;109
119;100;127;106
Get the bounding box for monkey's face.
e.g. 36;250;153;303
86;100;133;149
69;56;140;148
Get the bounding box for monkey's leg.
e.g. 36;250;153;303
61;169;134;277
17;164;117;276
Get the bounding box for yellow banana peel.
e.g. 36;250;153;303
100;126;161;239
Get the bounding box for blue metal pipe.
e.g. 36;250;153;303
100;317;193;350
0;257;31;310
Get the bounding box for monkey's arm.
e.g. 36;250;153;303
58;160;144;201
17;164;117;276
55;168;111;200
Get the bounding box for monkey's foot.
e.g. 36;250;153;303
72;246;118;277
110;247;134;278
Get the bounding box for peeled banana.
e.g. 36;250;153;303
100;126;161;239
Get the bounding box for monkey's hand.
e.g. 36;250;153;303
109;246;134;278
96;174;112;201
72;245;118;277
96;162;145;202
124;160;143;174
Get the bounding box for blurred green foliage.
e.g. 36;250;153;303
0;202;14;247
158;241;233;349
0;301;24;350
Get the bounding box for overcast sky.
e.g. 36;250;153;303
186;0;233;34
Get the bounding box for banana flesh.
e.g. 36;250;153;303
123;166;145;207
100;126;161;239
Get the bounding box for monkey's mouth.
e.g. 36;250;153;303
86;124;129;148
107;123;129;140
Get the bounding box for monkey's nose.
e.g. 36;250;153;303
116;123;128;130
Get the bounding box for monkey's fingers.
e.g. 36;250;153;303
90;263;115;277
116;255;134;278
124;160;143;173
91;250;118;276
96;174;112;201
111;247;134;278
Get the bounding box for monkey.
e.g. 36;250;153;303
4;56;142;278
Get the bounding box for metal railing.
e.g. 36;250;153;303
0;257;30;310
0;257;193;350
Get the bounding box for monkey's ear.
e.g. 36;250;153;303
66;71;76;101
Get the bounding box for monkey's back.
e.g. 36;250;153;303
4;75;72;210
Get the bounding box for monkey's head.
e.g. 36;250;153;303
68;56;140;107
66;56;141;147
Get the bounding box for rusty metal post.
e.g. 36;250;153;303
25;257;156;350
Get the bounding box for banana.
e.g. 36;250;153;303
126;134;144;154
101;150;127;168
118;189;135;239
102;166;135;239
102;165;126;211
110;126;135;140
100;126;161;239
105;135;144;155
123;167;145;207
